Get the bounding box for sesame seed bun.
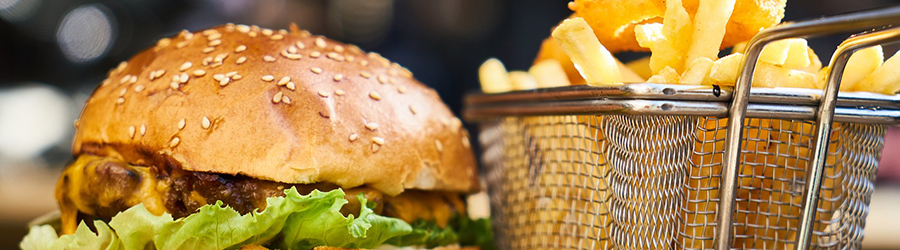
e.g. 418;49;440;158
72;24;478;195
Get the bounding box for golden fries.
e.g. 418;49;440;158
508;71;539;90
686;0;736;63
478;58;512;93
680;57;715;84
529;60;572;88
855;49;900;94
837;45;883;91
552;17;623;86
625;57;653;80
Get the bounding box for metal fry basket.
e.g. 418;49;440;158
464;7;900;250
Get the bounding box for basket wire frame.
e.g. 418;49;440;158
480;115;885;250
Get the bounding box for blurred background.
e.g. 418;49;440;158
2;0;900;249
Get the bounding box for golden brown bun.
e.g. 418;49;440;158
73;24;478;195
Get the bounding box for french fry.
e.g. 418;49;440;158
709;52;744;84
529;60;572;88
759;39;799;66
478;58;512;93
855;49;900;94
802;47;823;73
625;57;653;80
686;0;736;63
647;66;680;83
635;0;693;74
782;39;811;69
680;57;715;84
835;45;883;91
552;17;623;85
752;63;818;88
508;71;539;90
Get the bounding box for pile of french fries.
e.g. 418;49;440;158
479;0;900;94
477;0;898;249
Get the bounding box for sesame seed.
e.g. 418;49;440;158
373;137;385;145
326;52;340;60
261;75;275;81
128;126;136;138
346;55;355;62
371;144;380;153
201;116;211;129
119;88;127;96
202;29;217;36
462;135;470;148
116;62;127;72
156;38;171;48
203;47;215;53
263;55;276;62
226;71;238;77
377;75;388;84
178;118;186;130
281;50;303;60
360;60;369;66
116;97;125;104
140;124;147;135
333;74;343;82
271;34;284;40
232;74;242;80
365;122;379;131
349;133;359;141
207;32;222;40
409;105;417;114
236;56;247;64
360;72;371;78
134;85;145;92
248;31;258;37
279;29;287;35
398;86;407;93
210;62;223;68
193;69;206;76
311;67;323;74
170;137;180;147
335;89;346;96
310;51;321;58
176;41;188;49
214;53;229;62
288;46;298;54
282;95;291;104
183;32;194;40
119;75;130;84
213;74;225;81
286;82;296;90
180;62;193;71
261;29;273;36
235;45;247;53
170;82;180;90
435;140;443;152
318;91;330;97
333;45;344;52
208;39;222;46
273;91;284;103
278;76;291;86
219;77;230;86
202;57;213;65
179;73;189;83
315;37;326;48
224;24;235;32
129;75;138;84
369;91;382;100
295;41;305;49
237;25;250;33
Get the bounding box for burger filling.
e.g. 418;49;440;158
56;155;467;234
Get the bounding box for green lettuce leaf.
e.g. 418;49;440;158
21;188;412;250
385;219;458;248
454;216;494;250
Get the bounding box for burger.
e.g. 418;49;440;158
20;24;491;250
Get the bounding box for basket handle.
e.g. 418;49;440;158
795;27;900;250
715;6;900;250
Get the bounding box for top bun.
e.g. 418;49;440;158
72;24;478;195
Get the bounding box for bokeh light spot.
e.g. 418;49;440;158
56;4;116;63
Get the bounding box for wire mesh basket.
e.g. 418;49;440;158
464;7;900;250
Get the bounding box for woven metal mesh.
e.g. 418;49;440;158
479;115;885;250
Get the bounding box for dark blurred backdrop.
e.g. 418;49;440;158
2;0;900;249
